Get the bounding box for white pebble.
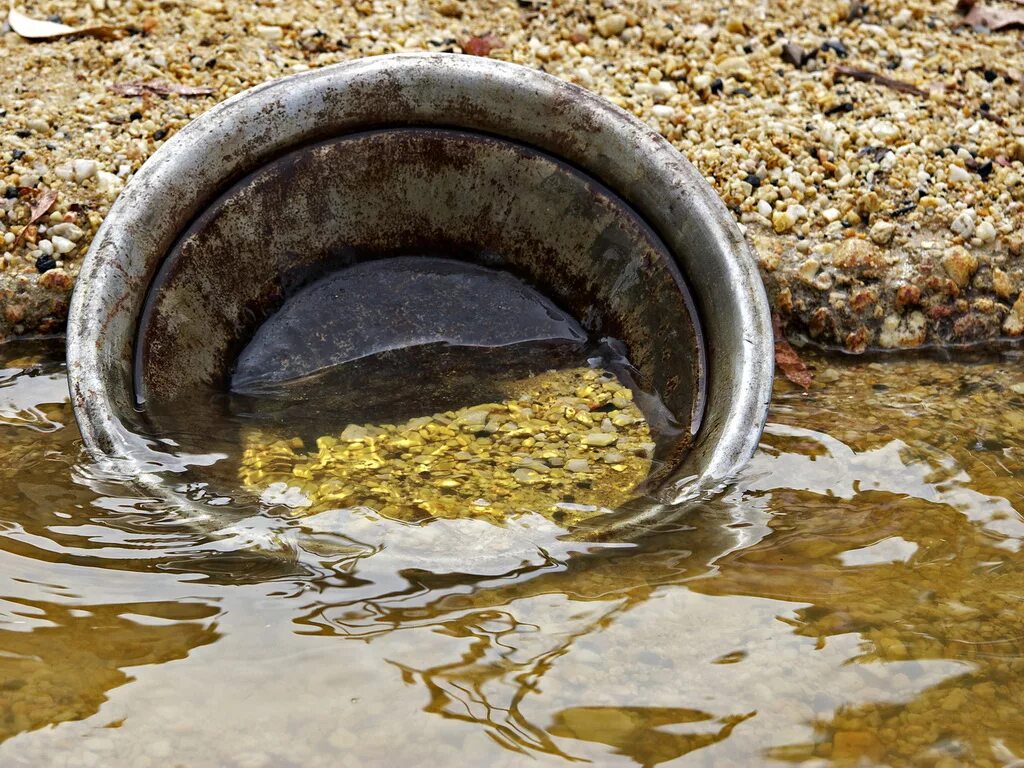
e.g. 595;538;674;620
37;239;54;256
822;207;841;222
51;235;76;254
96;170;123;195
564;459;590;473
256;25;284;40
871;121;900;141
583;432;617;447
595;13;627;37
948;165;971;184
48;222;84;241
950;209;975;238
73;159;98;183
870;220;895;245
976;219;997;243
756;199;773;218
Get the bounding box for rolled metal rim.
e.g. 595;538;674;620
66;52;773;519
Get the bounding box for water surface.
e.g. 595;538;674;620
1;339;1022;767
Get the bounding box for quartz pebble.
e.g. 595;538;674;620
72;159;97;183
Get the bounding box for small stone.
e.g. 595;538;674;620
34;254;56;273
949;164;971;184
756;199;772;218
512;467;542;484
797;258;820;283
50;235;75;254
256;25;284;40
992;268;1013;300
1004;293;1024;336
781;43;807;68
772;209;797;233
96;171;123;195
72;159;97;183
950;209;976;239
941;247;978;288
340;424;369;441
719;56;751;77
583;432;617;447
831;238;887;278
564;459;589;473
595;13;627;37
822;207;841;223
610;412;635;427
870;220;895;245
871;121;900;142
976;219;997;243
47;222;84;241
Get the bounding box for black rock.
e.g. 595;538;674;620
3;186;18;199
35;254;57;274
821;39;848;58
782;43;806;67
710;77;724;94
11;149;25;160
744;173;761;189
824;102;854;116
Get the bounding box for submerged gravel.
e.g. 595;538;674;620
1;0;1023;350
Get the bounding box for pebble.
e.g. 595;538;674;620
773;209;797;233
976;220;996;243
582;432;618;447
50;235;75;255
594;14;627;38
950;210;976;239
948;165;972;184
255;25;284;40
941;247;978;288
72;159;97;183
869;220;895;245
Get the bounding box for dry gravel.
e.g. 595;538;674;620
1;0;1023;350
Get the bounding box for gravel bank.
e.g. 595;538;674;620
1;0;1022;350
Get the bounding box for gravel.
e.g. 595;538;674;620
0;0;1022;350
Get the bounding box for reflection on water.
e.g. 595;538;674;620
1;340;1023;766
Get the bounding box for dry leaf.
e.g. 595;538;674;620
958;1;1024;29
462;34;502;57
109;80;215;97
773;315;814;389
834;65;930;97
7;3;122;40
12;188;57;250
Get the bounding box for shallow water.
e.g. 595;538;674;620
2;339;1023;767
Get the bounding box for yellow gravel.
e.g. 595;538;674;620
239;366;654;524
